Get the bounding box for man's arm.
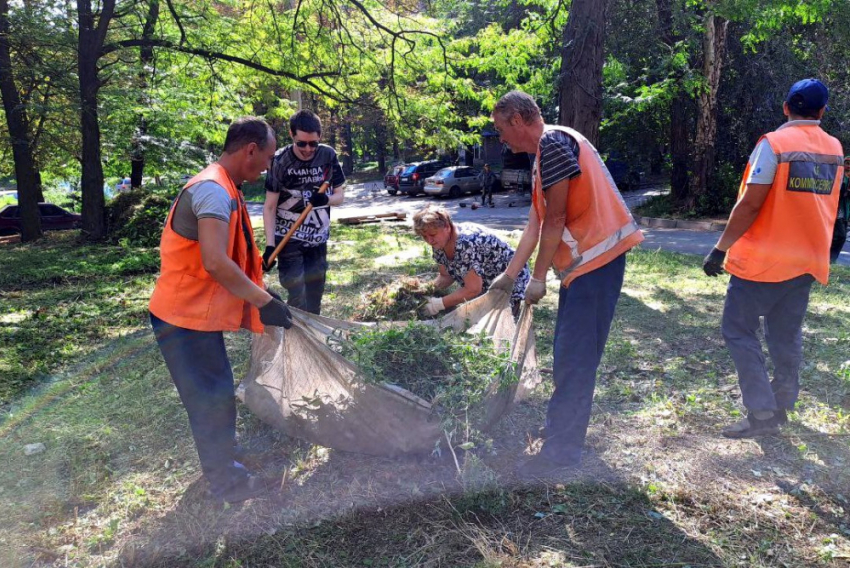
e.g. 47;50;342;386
199;217;272;307
504;206;541;279
532;177;569;279
715;183;772;251
327;185;345;206
263;191;279;246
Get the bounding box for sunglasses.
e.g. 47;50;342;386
295;140;319;148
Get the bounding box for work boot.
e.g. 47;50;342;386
721;412;781;439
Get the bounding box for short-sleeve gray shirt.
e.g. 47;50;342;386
170;180;233;240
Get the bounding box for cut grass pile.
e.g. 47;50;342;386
329;322;517;440
1;224;849;567
351;276;443;321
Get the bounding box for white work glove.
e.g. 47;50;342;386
423;297;445;317
489;272;515;293
524;277;547;305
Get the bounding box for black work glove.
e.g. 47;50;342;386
262;245;277;272
267;288;282;302
259;297;293;329
308;192;329;208
702;247;726;277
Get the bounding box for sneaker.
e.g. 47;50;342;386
213;474;273;504
721;413;781;439
516;453;579;480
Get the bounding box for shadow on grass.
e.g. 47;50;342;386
114;438;729;568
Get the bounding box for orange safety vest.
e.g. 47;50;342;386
149;163;265;332
725;123;843;285
532;126;644;287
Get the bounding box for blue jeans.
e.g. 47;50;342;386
721;274;813;412
276;240;328;315
150;313;247;496
542;253;626;465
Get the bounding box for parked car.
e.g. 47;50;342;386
604;157;644;191
423;167;483;198
0;203;82;236
398;160;446;196
115;177;132;193
384;165;405;195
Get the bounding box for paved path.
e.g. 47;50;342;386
247;181;850;266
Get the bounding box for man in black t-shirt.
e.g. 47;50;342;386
262;110;346;314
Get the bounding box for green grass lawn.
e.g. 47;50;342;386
1;226;849;567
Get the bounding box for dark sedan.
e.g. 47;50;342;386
0;203;82;236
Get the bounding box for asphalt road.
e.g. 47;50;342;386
247;181;850;266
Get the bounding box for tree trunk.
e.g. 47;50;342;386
77;0;114;240
670;94;690;205
130;0;159;190
0;0;42;241
342;121;354;175
656;0;691;206
688;14;728;212
557;0;607;146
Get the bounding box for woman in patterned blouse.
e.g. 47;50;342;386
412;205;530;316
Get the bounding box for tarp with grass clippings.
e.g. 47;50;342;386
240;289;540;457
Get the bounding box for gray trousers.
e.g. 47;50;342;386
721;274;814;413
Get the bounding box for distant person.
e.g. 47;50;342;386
488;91;644;477
479;164;497;207
702;79;843;438
149;117;292;503
262;110;346;315
830;156;850;263
413;205;530;316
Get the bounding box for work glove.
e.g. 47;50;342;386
262;245;277;272
423;297;445;317
308;192;329;208
702;247;726;277
524;277;547;305
489;272;515;293
259;297;293;329
267;288;282;302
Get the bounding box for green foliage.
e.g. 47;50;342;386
328;321;518;449
105;189;174;248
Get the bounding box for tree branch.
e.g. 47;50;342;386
103;38;355;102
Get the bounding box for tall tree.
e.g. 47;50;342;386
129;0;159;189
557;0;608;145
656;0;692;206
0;0;42;240
688;10;728;210
77;0;115;240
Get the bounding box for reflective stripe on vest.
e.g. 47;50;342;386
725;124;843;285
533;125;644;286
149;163;265;332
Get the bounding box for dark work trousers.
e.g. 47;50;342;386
541;252;626;466
276;240;328;315
721;274;814;413
481;184;494;205
150;313;247;496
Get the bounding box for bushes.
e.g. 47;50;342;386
106;188;174;247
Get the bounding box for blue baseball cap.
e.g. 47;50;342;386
786;78;829;114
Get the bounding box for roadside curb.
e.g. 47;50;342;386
633;215;726;232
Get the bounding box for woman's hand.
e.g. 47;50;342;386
423;297;445;316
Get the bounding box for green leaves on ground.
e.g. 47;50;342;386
329;322;518;425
